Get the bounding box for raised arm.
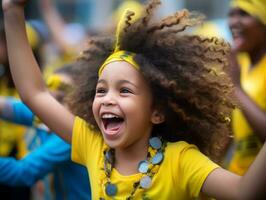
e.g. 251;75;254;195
39;0;69;53
0;134;71;186
228;50;266;141
201;142;266;200
2;0;74;143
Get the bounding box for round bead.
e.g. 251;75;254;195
149;137;162;149
138;160;149;173
105;183;117;196
151;152;164;165
105;151;114;164
140;176;152;189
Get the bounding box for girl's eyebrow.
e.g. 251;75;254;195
97;79;106;84
97;79;138;88
117;80;138;89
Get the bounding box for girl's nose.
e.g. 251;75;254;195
101;93;116;106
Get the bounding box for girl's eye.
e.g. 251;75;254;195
120;88;132;94
96;87;106;94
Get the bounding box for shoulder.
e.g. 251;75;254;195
165;141;216;169
166;141;198;154
73;116;97;134
72;117;104;166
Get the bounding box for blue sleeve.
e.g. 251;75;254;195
0;134;71;186
1;98;34;126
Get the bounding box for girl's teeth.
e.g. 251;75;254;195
102;114;119;119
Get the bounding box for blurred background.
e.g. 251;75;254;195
0;0;233;41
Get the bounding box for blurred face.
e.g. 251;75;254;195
93;61;158;149
228;7;266;52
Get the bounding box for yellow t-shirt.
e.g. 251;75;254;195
229;54;266;175
72;117;219;200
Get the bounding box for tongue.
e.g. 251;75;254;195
106;121;122;133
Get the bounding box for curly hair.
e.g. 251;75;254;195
68;0;235;162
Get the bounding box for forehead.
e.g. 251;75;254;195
99;61;144;84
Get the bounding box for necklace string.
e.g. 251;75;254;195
99;137;166;200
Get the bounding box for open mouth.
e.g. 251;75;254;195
101;113;124;135
231;28;243;39
231;27;244;39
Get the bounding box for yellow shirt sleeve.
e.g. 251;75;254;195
71;116;103;165
173;142;220;198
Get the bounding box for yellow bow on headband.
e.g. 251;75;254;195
231;0;266;26
98;8;141;76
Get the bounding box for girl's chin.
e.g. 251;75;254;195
102;131;122;147
104;139;123;149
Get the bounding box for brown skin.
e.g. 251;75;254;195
228;7;266;141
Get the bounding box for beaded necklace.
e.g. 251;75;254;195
99;137;166;200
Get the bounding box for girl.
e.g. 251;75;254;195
3;0;266;199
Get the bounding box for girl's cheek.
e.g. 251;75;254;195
92;100;99;118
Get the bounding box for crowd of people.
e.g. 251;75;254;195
0;0;265;199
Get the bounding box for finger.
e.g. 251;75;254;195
228;48;238;68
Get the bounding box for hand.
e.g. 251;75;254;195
228;48;241;88
2;0;27;12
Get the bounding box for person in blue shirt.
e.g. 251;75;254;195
0;64;91;200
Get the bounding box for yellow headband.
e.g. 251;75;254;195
46;74;72;92
231;0;266;26
98;50;139;76
98;7;142;76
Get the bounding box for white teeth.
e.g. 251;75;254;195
102;113;119;119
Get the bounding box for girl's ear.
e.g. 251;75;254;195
151;110;165;124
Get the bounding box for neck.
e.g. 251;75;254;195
114;136;150;175
248;44;266;67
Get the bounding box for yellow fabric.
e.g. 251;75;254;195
114;9;131;52
113;0;143;24
26;23;40;50
231;0;266;26
98;50;140;76
229;53;266;175
0;79;27;158
71;117;219;200
46;74;63;91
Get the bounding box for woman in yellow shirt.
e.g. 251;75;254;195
228;0;266;175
